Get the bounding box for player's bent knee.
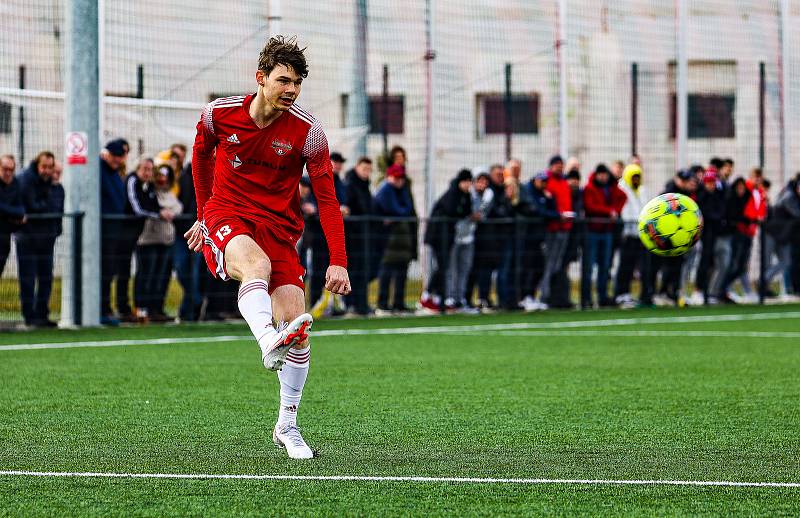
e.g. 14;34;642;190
248;256;272;281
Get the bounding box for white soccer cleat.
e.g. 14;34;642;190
273;423;314;459
262;313;313;371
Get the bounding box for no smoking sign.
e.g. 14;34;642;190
66;131;88;165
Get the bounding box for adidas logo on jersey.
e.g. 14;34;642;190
229;154;242;168
227;133;240;144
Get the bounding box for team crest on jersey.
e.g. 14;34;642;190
271;139;292;156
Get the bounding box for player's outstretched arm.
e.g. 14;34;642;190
184;220;204;252
325;265;351;295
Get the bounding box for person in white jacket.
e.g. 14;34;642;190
446;171;494;311
613;164;647;307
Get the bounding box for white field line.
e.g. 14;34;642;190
440;330;800;339
0;335;249;351
1;310;798;352
0;470;798;488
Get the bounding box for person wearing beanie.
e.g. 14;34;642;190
581;163;627;309
421;169;473;312
614;163;648;307
99;138;130;326
530;155;573;308
689;167;721;301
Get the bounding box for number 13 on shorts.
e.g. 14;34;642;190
215;224;232;242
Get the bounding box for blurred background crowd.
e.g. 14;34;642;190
1;140;798;327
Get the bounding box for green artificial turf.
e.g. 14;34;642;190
1;305;800;516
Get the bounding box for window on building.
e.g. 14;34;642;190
669;61;736;139
670;94;736;138
476;93;539;137
0;101;11;134
339;94;405;135
369;95;404;135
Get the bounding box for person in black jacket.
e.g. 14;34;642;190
420;169;472;311
122;157;170;320
0;155;24;276
16;151;60;326
100;138;129;324
695;170;725;301
518;172;560;310
307;152;349;309
173;161;205;321
343;157;374;315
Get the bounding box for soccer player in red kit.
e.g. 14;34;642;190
184;36;350;459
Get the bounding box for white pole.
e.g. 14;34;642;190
676;0;689;170
347;0;369;159
64;0;101;326
269;0;282;36
779;0;791;185
558;0;568;158
424;0;436;214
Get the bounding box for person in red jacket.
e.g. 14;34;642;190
721;171;767;301
531;155;575;307
581;164;627;308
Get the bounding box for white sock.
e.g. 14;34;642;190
277;344;310;427
237;279;278;356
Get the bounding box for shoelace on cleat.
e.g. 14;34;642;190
279;425;307;448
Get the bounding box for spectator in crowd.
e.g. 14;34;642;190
708;160;736;305
16;151;62;327
344;156;375;315
297;175;316;273
421;169;472;312
308;151;348;312
719;158;734;183
389;145;407;169
495;176;526;309
730;168;767;301
552;165;584;308
100;138;130;325
581;163;626;309
374;164;417;314
764;176;800;299
695;168;725;303
471;168;510;311
614;163;647;307
488;164;505;193
173;153;204;322
610;160;625;182
532;155;574;308
446;171;493;312
135;164;182;322
518;171;558;311
0;154;24;276
169;143;187;177
505;158;522;182
565;157;581;177
125;157;172;320
717;176;762;302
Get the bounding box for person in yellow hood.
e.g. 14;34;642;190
613;163;648;306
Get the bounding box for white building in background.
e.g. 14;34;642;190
0;0;797;209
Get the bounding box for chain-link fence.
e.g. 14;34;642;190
1;1;799;325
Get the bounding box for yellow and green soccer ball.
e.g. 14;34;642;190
638;193;703;256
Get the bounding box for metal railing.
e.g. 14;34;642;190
0;213;797;326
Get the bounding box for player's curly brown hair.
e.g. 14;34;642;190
258;36;308;78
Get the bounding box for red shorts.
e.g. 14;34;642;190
201;209;305;294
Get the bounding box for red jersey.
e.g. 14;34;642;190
192;93;346;267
